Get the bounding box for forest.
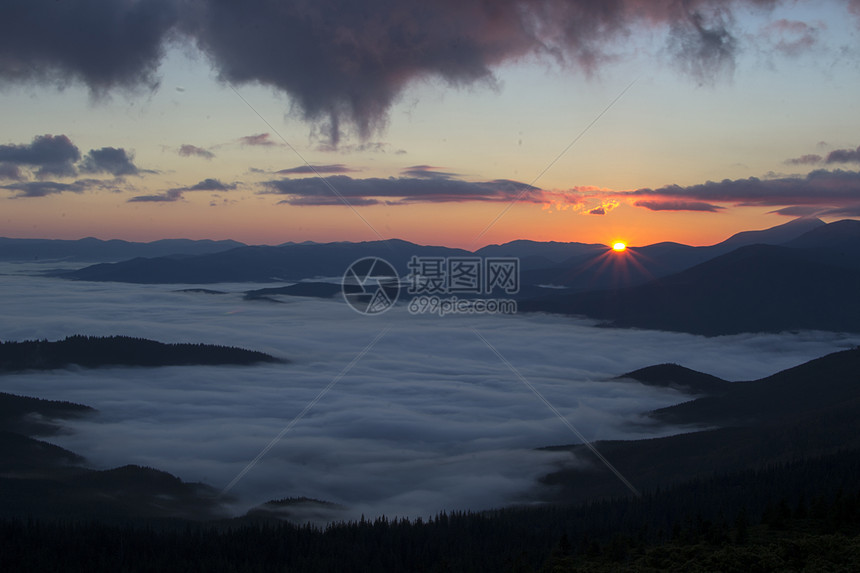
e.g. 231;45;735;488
1;451;859;571
0;335;282;371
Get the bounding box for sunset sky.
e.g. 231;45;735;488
2;0;860;249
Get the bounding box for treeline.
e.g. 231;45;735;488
0;335;282;371
1;450;859;572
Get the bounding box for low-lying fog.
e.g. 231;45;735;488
2;262;858;521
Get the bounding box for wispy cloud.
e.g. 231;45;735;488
784;154;823;166
621;169;860;214
128;188;185;203
276;164;356;175
239;133;279;147
634;200;724;212
178;144;215;160
261;175;544;206
826;145;860;164
128;178;237;203
1;178;121;198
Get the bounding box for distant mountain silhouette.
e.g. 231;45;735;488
616;364;730;395
0;392;95;437
476;240;606;269
522;220;860;335
244;282;342;301
58;219;828;291
0;335;283;371
0;431;86;474
0;389;225;520
651;347;860;426
786;218;860;248
519;217;826;291
715;216;825;248
63;239;471;284
246;497;347;522
0;237;245;262
543;347;860;503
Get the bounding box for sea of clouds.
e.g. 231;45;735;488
2;261;858;522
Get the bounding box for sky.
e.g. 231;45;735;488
3;262;859;519
2;0;860;248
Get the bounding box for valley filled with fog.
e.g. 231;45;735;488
2;261;858;522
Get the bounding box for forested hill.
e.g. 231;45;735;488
0;335;283;372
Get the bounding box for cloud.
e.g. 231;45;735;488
127;178;236;203
261;175;543;206
0;178;123;198
0;0;178;93
239;133;278;147
316;141;396;154
760;19;820;57
1;180;87;198
80;147;139;176
400;165;459;180
2;266;858;521
185;178;236;191
667;9;738;84
0;134;80;178
826;145;860;164
818;204;860;217
3;0;843;145
0;164;23;180
128;188;184;203
588;206;605;215
785;154;822;166
767;205;823;217
625;169;860;210
634;200;724;212
178;145;215;160
276;164;356;175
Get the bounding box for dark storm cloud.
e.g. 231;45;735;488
626;169;860;208
187;0;781;143
0;0;179;93
826;145;860;164
178;144;215;159
80;147;140;176
0;134;81;179
2;0;819;144
261;175;541;206
634;200;724;212
276;164;356;175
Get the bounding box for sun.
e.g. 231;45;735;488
612;242;627;252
